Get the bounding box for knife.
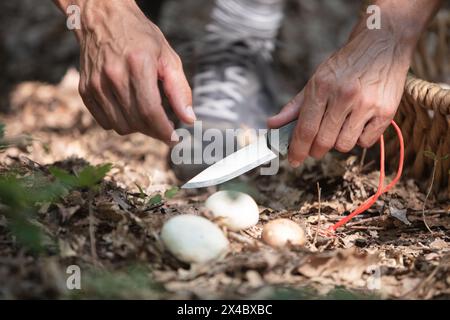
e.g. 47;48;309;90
181;120;298;189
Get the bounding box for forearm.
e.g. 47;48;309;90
350;0;442;55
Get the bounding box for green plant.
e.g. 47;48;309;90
145;186;179;207
49;163;112;190
0;163;112;253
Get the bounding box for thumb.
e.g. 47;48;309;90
159;49;195;124
267;90;304;128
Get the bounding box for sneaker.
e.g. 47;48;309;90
171;39;279;181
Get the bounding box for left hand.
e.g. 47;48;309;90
268;28;412;167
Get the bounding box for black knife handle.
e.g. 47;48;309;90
267;120;298;157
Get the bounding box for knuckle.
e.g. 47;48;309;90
104;65;123;84
359;94;376;109
126;50;146;71
284;98;298;112
335;137;355;152
298;123;318;141
171;53;183;69
338;82;359;99
314;135;334;150
313;75;331;93
376;107;395;121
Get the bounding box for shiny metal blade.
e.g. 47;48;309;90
181;135;277;189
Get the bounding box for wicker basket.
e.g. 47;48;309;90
385;10;450;200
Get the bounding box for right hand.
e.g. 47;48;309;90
74;0;194;142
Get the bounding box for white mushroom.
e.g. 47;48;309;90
262;219;306;248
161;214;229;264
205;190;259;231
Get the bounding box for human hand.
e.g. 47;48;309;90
268;0;443;167
61;0;194;142
268;26;412;167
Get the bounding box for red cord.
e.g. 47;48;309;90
329;120;404;232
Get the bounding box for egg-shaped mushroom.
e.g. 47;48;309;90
161;214;229;264
205;190;259;231
262;219;306;247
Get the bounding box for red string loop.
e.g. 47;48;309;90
329;120;404;232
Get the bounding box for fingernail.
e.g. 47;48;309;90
185;106;196;122
289;160;301;168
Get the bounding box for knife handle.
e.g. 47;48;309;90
267;120;298;157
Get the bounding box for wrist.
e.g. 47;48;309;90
351;0;442;57
53;0;139;41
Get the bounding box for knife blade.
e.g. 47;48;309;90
181;120;297;189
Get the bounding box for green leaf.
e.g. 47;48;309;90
77;163;112;188
164;186;179;199
440;154;450;161
49;167;78;187
50;163;112;189
148;194;162;206
9;213;44;253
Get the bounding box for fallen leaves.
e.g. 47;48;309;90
298;248;379;288
0;70;449;299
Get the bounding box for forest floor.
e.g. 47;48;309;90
0;70;449;299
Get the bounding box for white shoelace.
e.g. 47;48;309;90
194;66;249;121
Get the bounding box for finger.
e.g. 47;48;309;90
335;108;374;153
131;58;175;143
288;82;328;167
81;93;112;130
309;85;358;158
79;79;112;130
103;66;152;135
91;75;133;135
267;90;304;128
358;116;391;148
159;47;195;124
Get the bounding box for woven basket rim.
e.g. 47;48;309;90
404;73;450;115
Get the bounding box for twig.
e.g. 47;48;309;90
359;148;367;170
88;191;99;265
348;226;384;230
402;263;441;299
412;209;447;215
313;182;322;246
346;215;385;227
422;159;436;234
228;232;258;247
360;160;376;172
